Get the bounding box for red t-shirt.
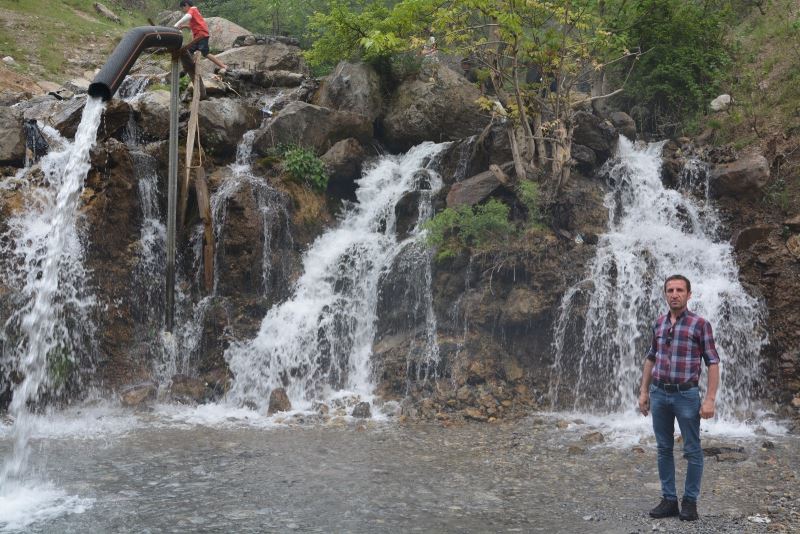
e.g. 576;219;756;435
187;7;209;39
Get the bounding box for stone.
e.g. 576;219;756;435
568;445;586;455
381;64;486;151
315;61;383;122
204;42;306;75
205;17;252;52
733;225;774;251
716;452;748;462
710;93;732;112
120;382;156;407
784;214;800;231
252;70;305;88
787;235;800;260
253;101;372;155
502;359;525;382
609;111;636;140
456;385;473;402
169;374;207;404
198;97;261;160
581;431;605;444
94;2;121;24
463;407;488;421
130;89;171;141
0;106;25;166
572;111;618;163
570;143;597;173
709;152;770;199
352;401;372;418
51;97;130;141
321;138;367;194
445;164;514;207
268;387;292;414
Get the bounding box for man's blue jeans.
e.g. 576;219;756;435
649;383;703;502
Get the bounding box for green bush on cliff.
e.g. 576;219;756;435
282;146;329;191
518;180;544;228
424;199;512;260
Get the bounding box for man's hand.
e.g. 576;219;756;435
638;391;650;416
700;398;715;419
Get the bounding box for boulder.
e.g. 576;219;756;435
572;111;618;163
169;374;207;404
205;17;252;52
120;382;156;407
445;164;514;208
321;137;367;195
130;89;171;141
198;97;261;160
352;401;372;418
203;42;306;75
253;70;304;88
253;101;372;155
17;94;60;122
268;387;292;414
51;97;131;141
381;65;487;151
710;94;732;112
709;153;770;199
316;61;382;122
732;225;774;251
570;143;597;174
0;106;25;166
156;10;181;26
784;214;800;232
609;111;636;140
788;235;800;260
94;2;121;24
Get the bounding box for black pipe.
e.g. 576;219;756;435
89;26;182;101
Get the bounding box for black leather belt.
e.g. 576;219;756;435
653;379;698;392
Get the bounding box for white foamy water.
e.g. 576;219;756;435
0;96;104;530
550;137;769;428
0;481;93;532
225;142;446;410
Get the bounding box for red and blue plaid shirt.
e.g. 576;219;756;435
646;309;720;384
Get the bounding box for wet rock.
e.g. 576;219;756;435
568;445;586;455
381;65;486;151
709;152;770;199
130;90;170;141
581;431;605;444
205;42;306;75
268;387;292;414
445;164;514;208
352;401;372;418
321;137;367;197
463;407;488;421
733;225;774;251
120;382;156;407
315;61;383;122
609;111;636;140
198;97;261;160
169;374;207;404
787;235;800;260
570;143;597;173
785;214;800;232
572;111;618;164
253;101;372;155
0;106;25;166
312;401;330;415
51;97;130;141
252;70;305;88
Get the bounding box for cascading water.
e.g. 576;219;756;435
225;142;446;410
0;96;104;520
549;137;767;423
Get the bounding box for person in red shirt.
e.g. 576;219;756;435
174;0;227;73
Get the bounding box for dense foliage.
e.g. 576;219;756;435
424;199;513;260
281;146;329;191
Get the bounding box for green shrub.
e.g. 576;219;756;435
424;199;512;261
518;180;544;228
282;146;329;191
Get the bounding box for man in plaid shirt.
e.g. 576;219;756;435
638;274;720;522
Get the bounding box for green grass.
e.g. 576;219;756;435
0;0;150;80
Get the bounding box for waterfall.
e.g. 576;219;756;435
550;138;767;422
0;96;104;490
225;142;446;410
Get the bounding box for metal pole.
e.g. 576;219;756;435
165;54;180;332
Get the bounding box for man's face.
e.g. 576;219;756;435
664;279;691;313
181;4;189;13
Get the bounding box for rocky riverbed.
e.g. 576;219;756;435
0;408;796;533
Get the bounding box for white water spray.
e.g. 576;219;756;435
0;96;104;523
550;138;767;423
225;142;446;410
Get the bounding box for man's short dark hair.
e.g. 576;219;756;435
179;0;193;7
664;274;691;293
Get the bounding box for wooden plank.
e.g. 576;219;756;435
178;51;203;232
194;167;215;294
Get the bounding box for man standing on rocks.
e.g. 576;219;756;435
638;274;720;522
174;0;228;74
